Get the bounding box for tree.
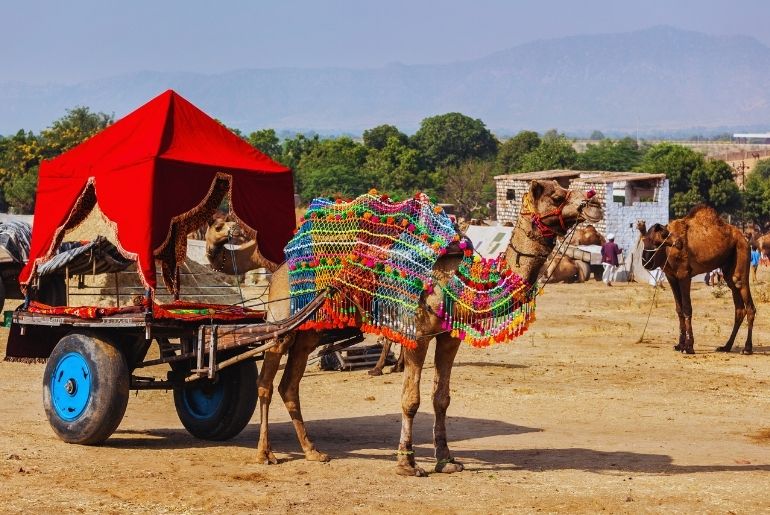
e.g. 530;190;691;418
295;137;368;201
636;143;703;196
437;159;496;220
742;158;770;226
364;136;430;198
4;166;38;213
576;137;645;171
589;130;605;140
496;130;540;173
40;106;113;156
689;160;741;214
411;113;498;169
0;130;43;213
363;124;407;151
279;133;320;170
247;129;281;160
519;133;578;172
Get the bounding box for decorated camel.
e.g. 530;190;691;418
638;205;755;355
204;218;279;274
256;180;602;476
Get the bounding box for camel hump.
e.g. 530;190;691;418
684;204;723;225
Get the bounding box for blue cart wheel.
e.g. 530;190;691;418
173;360;257;441
43;332;129;445
50;352;93;421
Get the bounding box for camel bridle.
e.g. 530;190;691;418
519;190;573;240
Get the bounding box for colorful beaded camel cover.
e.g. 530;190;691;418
286;191;537;348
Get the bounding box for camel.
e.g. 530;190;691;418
204;219;279;274
564;224;604;246
637;205;755;355
545;255;590;283
256;180;603;476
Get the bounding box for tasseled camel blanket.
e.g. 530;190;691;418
286;191;537;348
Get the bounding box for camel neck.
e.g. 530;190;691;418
505;216;555;286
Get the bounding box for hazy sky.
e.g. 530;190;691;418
5;0;770;84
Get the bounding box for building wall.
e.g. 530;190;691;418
495;176;669;260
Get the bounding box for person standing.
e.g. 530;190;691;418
601;233;622;286
751;244;761;283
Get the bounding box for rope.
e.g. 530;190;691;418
226;229;246;308
636;237;671;343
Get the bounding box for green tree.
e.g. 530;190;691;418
363;124;408;151
576;137;645;171
0;130;43;212
589;130;605;140
40;106;113;156
519;133;578;172
411;113;498;169
742;158;770;226
363;136;430;198
689;160;741;214
496;130;541;173
247;129;282;159
4;166;38;213
437;159;496;220
279;133;320;171
636;143;703;196
295;137;368;201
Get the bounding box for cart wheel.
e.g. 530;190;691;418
43;332;129;445
173;360;258;441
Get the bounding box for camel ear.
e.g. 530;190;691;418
637;220;647;235
529;180;545;200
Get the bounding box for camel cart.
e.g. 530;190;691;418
4;90;314;444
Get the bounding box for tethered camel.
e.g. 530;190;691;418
638;205;755;355
204;218;278;275
257;180;603;476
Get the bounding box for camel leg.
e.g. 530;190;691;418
432;332;463;474
716;271;752;354
396;339;430;477
277;331;329;462
679;279;695;354
667;275;687;351
368;336;392;376
743;285;756;355
256;333;294;464
391;346;404;373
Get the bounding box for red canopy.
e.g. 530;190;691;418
20;90;295;292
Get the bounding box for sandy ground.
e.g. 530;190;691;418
2;270;770;514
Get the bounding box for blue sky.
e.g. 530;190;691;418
5;0;770;84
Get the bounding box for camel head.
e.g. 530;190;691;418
204;218;249;250
638;222;672;270
523;180;603;238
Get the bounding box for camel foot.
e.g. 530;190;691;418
390;363;404;374
681;347;695;355
673;344;683;351
305;449;330;462
435;458;464;473
715;345;732;353
256;448;279;465
396;464;427;477
741;347;753;355
368;368;383;376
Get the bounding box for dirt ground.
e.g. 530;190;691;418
2;269;770;514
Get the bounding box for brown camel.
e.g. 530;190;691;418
565;224;605;246
256;180;603;476
638;205;755;355
204;219;279;274
545;255;590;283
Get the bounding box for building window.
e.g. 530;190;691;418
506;189;515;201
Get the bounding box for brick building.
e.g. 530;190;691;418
494;170;669;258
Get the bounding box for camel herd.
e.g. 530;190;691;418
201;180;759;475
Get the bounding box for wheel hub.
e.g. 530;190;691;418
64;378;77;395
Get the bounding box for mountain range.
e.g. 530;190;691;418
3;26;770;137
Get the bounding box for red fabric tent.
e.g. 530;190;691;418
19;90;295;293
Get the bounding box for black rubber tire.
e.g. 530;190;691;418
173;360;258;441
43;332;130;445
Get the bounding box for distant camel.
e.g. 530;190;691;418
638;205;755;355
545;255;589;283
